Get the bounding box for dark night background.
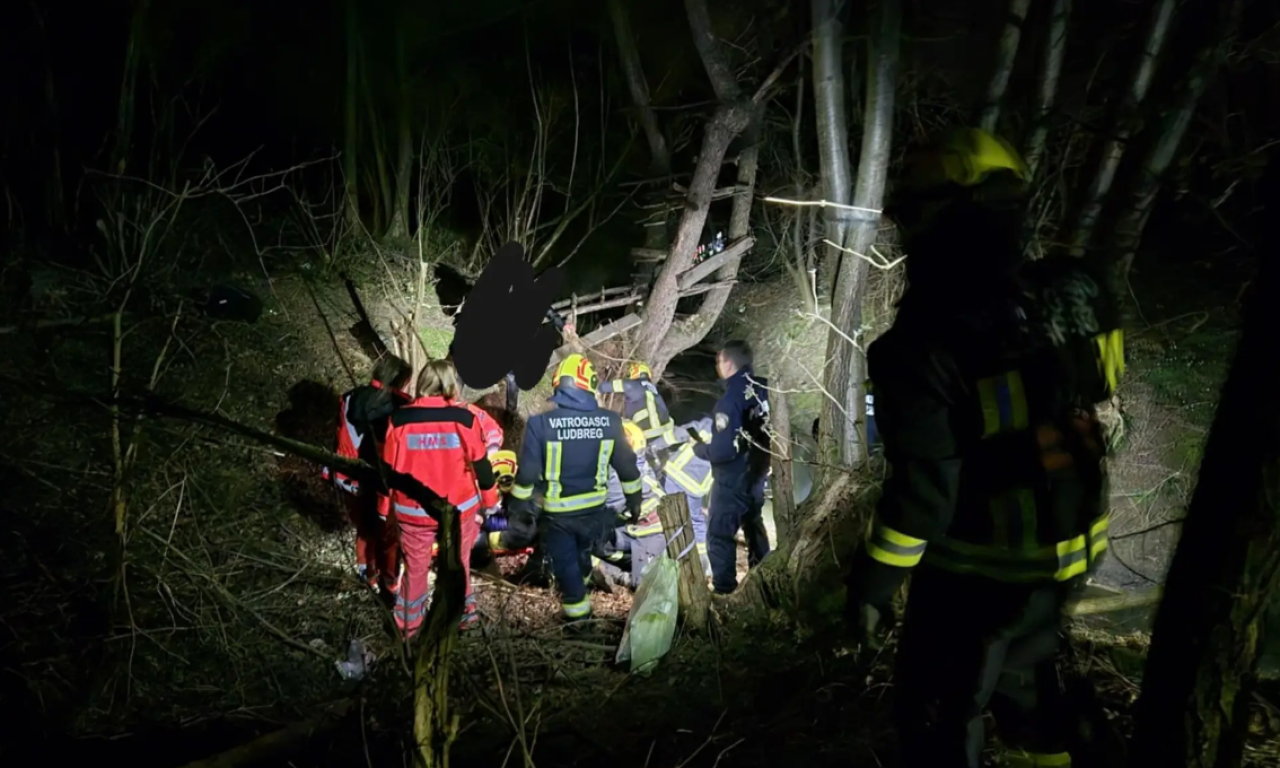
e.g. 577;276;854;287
2;0;1280;766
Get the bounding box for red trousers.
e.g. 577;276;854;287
389;515;482;639
340;490;396;585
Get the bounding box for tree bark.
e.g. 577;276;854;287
811;0;853;299
413;504;465;768
1105;0;1243;292
606;0;672;263
976;0;1032;133
343;0;361;230
388;24;413;240
1023;0;1071;179
1128;189;1280;768
111;0;149;175
1065;0;1177;255
656;493;711;632
769;389;797;554
820;0;899;470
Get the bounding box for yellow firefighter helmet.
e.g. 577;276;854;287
627;362;652;380
622;420;647;453
555;353;598;394
491;449;517;492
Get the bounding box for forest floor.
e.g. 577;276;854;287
5;243;1279;767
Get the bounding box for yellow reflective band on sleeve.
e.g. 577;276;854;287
620;476;643;495
488;531;503;550
609;379;625;391
924;513;1110;583
976;370;1029;438
866;521;928;568
1095;329;1125;397
510;484;534;500
595;439;615;492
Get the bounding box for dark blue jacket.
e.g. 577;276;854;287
597;376;677;450
696;366;771;479
511;386;643;514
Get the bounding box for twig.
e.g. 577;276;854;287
820;238;906;270
763;196;882;215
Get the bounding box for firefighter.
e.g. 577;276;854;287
593;421;666;589
841;127;1123;768
597;362;678;465
696;339;771;595
379;359;500;637
328;354;413;588
509;353;643;621
663;416;714;575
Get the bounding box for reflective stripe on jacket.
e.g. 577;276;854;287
464;402;504;457
511;387;643;513
334;381;410;492
598;377;677;450
664;418;714;497
607;452;665;535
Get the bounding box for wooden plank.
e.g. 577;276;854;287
656;493;711;631
547;313;642;369
631;247;669;262
676;236;756;292
550;285;634;311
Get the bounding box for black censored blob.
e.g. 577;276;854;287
452;242;566;391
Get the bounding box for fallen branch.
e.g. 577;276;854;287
1064;586;1164;617
0;313;119;335
175;699;353;768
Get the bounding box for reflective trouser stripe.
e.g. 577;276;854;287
394;592;428;623
562;598;592;618
394;495;480;519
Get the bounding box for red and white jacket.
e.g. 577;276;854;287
378;396;500;526
463;402;504;457
330;380;410;493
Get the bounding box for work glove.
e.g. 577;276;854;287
624;496;643;523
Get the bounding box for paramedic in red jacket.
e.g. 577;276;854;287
379;359;500;636
331;355;412;588
461;401;504;458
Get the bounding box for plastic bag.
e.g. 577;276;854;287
616;553;679;675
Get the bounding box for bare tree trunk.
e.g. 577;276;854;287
786;57;819;314
413;505;465;768
388;25;413;240
607;0;672;270
1128;201;1280;768
1065;0;1176;254
632;0;754;374
820;0;899;470
976;0;1032;133
769;390;797;553
112;0;150;175
343;0;361;231
1023;0;1071;179
1105;0;1243;291
811;0;853;299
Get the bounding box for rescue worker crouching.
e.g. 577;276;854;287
379;360;501;637
663;416;715;576
510;353;644;622
328;354;413;589
842;127;1123;768
697;340;772;595
597;362;678;467
471;449;538;565
593;421;666;590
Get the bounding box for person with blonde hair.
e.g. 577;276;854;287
379;359;499;635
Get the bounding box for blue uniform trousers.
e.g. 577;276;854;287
707;467;770;594
539;506;616;617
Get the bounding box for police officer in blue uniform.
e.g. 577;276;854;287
695;340;771;594
510;353;643;621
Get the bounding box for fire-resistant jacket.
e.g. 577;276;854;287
665;417;715;498
463;402;504;457
607;451;665;536
378;396;500;526
847;258;1124;608
331;381;411;493
511;386;643;515
597;375;677;450
695;366;771;481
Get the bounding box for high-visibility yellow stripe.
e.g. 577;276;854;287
562;598;592;618
924;513;1109;583
976;370;1029;437
620;477;643;495
510;484;534;500
627;521;663;537
1095;329;1125;397
546;442;562;502
595;439;615;492
866;521;927;568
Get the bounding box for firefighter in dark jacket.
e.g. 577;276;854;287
597;362;678;464
842;128;1124;768
695;340;771;595
328;354;413;588
510;353;644;621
